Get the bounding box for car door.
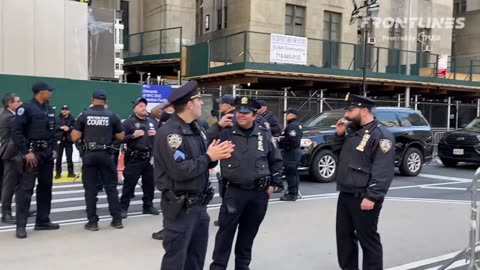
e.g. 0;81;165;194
396;111;433;159
374;110;403;165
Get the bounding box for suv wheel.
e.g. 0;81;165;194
310;150;337;183
440;158;458;168
400;148;423;176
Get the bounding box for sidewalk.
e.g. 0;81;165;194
0;197;470;270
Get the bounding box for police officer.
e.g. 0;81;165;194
0;93;22;224
71;89;125;231
13;82;59;239
278;107;303;201
120;97;159;218
209;96;283;270
256;100;281;136
55;105;76;179
334;94;395;270
154;80;234;270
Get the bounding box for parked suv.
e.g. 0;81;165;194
299;107;434;182
438;117;480;167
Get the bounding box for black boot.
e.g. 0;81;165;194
142;207;160;215
16;227;27;239
1;213;16;224
84;221;99;231
280;190;298;201
34;222;60;230
152;229;164;240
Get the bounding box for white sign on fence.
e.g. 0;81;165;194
270;33;308;65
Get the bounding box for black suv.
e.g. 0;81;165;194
299;107;434;182
438;118;480;167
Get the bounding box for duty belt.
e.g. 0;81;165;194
227;176;272;191
129;149;152;160
85;142;111;152
29;140;48;151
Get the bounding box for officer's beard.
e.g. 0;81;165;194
346;114;362;130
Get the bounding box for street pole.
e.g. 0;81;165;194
405;0;412;107
362;22;368;97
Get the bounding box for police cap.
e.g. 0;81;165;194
344;93;375;110
257;100;267;107
284;107;298;115
32;81;54;94
235;96;261;113
167;80;200;106
61;105;69;110
92;89;107;101
215;94;235;105
132;97;148;108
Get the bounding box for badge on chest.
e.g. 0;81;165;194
356;133;370;152
257;133;264;151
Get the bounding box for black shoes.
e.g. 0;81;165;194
280;194;298;201
274;187;285;194
152;229;164;240
34;222;60;231
110;219;124;229
54;174;61;179
121;210;128;219
67;173;76;178
1;214;16;224
84;221;99;231
142;207;160;215
16;227;27;239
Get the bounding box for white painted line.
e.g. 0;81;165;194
421;186;476;191
424;260;467;270
386;250;461;270
386;197;470;205
418;173;472;183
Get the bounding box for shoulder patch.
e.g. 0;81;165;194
167;134;183;150
264;122;270;129
16;107;25;116
289;129;297;137
379;139;392;153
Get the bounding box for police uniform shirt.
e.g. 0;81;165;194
218;121;283;187
260;111;282;136
122;115;157;150
279;119;302;151
154;113;217;193
13;99;56;155
334;119;395;201
73;105;123;145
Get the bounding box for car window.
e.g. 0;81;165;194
374;111;400;127
465;118;480;131
397;112;428;127
303;111;344;128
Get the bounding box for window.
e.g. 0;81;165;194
285;4;305;37
196;0;203;36
454;0;467;16
217;0;228;30
323;11;341;68
388;23;402;66
397;112;429;127
375;112;400;127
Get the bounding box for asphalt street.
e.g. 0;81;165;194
0;159;479;269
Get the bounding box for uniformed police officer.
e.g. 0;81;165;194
71;89;125;231
256;100;281;136
154;80;234;270
120;97;159;218
278;107;303;201
334;94;395;270
209;96;283;270
55;105;76;179
13;82;60;239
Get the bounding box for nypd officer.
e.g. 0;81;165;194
13;82;59;239
334;94;395;270
154;80;234;270
71;89;125;231
209;96;283;270
120;97;159;218
256;100;281;136
278;107;303;201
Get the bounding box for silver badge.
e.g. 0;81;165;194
289;130;297;137
135;123;141;128
16;107;24;116
380;139;392;153
167;134;183;150
264;122;270;129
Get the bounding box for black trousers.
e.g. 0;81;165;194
336;192;383;270
56;141;74;175
210;186;269;270
2;156;22;215
16;150;54;228
282;149;301;194
120;157;154;210
160;204;210;270
82;151;121;222
0;159;3;201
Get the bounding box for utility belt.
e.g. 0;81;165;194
226;176;272;191
84;142;113;152
28;140;49;152
161;187;215;220
340;191;366;199
127;149;152;160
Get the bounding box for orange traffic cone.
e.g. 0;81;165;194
117;150;125;180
